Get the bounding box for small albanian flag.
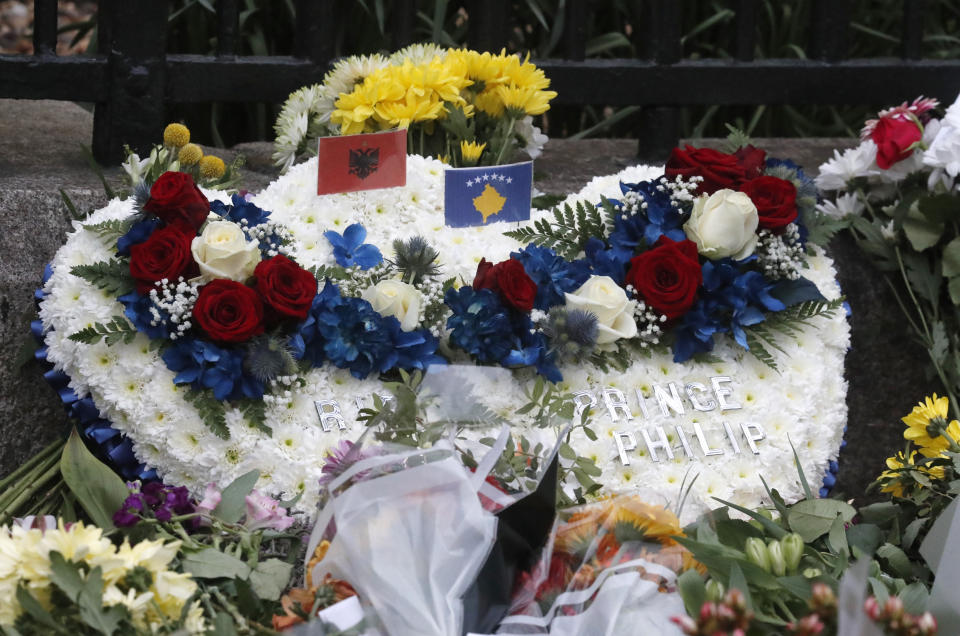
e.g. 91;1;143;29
317;129;407;195
444;161;533;228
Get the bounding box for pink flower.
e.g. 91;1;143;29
196;483;222;516
244;489;295;531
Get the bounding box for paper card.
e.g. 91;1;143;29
317;129;407;195
444;161;533;228
315;595;365;630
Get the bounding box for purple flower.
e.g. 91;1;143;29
244;490;295;532
112;480;197;527
318;440;380;488
113;492;146;527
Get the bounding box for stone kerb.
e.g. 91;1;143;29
0;98;928;500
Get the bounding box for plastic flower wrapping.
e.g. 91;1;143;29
272;44;555;171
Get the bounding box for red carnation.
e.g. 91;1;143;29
739;176;798;232
473;258;537;312
664;145;747;195
871;115;923;169
143;171;210;234
254;255;318;321
128;225;196;294
192;279;264;344
626;237;702;320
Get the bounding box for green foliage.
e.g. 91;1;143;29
184;389;229;440
504;199;607;260
744;298;846;371
83;219;135;248
801;208;851;248
211;469;261;524
307;264;349;281
60;429;129;531
238;399;271;436
68;316;137;346
69;260;135;297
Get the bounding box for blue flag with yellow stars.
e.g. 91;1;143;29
444;161;533;228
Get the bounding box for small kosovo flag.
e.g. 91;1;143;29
317;129;407;195
444;161;533;228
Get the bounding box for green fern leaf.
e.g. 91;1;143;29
184;390;229;440
238;399;271;436
83;218;135;247
70;260;135;296
67;316;137;346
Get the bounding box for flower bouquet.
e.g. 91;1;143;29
817;94;960;422
273;44;555;171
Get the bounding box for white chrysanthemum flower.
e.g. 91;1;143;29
923;123;960;190
515;115;549;159
815;140;881;190
390;43;447;65
816;192;865;219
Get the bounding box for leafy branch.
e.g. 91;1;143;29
744;298;846;371
504;199;608;259
69;260;135;296
83;218;135;248
67;316;137;346
185;389;229;440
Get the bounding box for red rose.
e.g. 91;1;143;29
128;226;197;294
143;171;210;234
739;176;798;231
871;116;922;169
664;146;747;194
733;145;767;180
473;258;537;312
626;237;702;320
254;255;317;320
192;279;264;343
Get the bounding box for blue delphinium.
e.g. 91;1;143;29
445;287;516;363
611;179;687;247
117;218;161;256
211;194;271;227
295;282;443;378
162;337;264;400
510;244;590;310
583;237;630;285
672;260;787;362
324;224;383;270
118;291;171;340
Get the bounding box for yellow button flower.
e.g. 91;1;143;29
198;155;226;180
163;122;190;148
178;143;203;166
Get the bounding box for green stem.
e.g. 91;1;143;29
774;597;798;623
494;115;517;165
0;446;61;510
419;124;425;157
0;438;63;493
0;460;62;525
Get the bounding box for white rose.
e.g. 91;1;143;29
361;279;423;331
564;275;637;345
684;189;759;260
191;221;261;281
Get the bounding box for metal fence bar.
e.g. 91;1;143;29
392;0;416;50
637;0;682;160
734;0;759;62
467;0;509;53
563;0;588;61
294;0;336;65
216;0;239;56
91;0;169;163
32;0;59;56
902;0;927;60
809;0;851;61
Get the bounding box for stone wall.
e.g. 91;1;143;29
0;99;929;502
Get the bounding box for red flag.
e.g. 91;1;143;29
317;129;407;195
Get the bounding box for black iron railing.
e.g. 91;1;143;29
2;0;959;164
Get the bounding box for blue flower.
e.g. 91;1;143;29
118;291;170;340
583;237;629;285
614;179;687;246
161;338;264;400
672;300;725;362
385;318;446;372
211;194;271;227
445;287;515;363
324;224;383;270
117;218;161;256
510;244;590;310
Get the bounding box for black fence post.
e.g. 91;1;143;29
92;0;169;165
294;0;337;66
467;0;509;53
392;0;417;50
637;0;681;162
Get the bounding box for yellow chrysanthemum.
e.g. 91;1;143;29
375;91;446;129
332;76;404;134
447;49;511;90
496;84;557;116
198;155;226;180
879;450;946;497
902;394;960;457
500;53;553;92
178;143;203;166
163;122;190;148
460;140;486;165
474;88;506;117
599;497;684;542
